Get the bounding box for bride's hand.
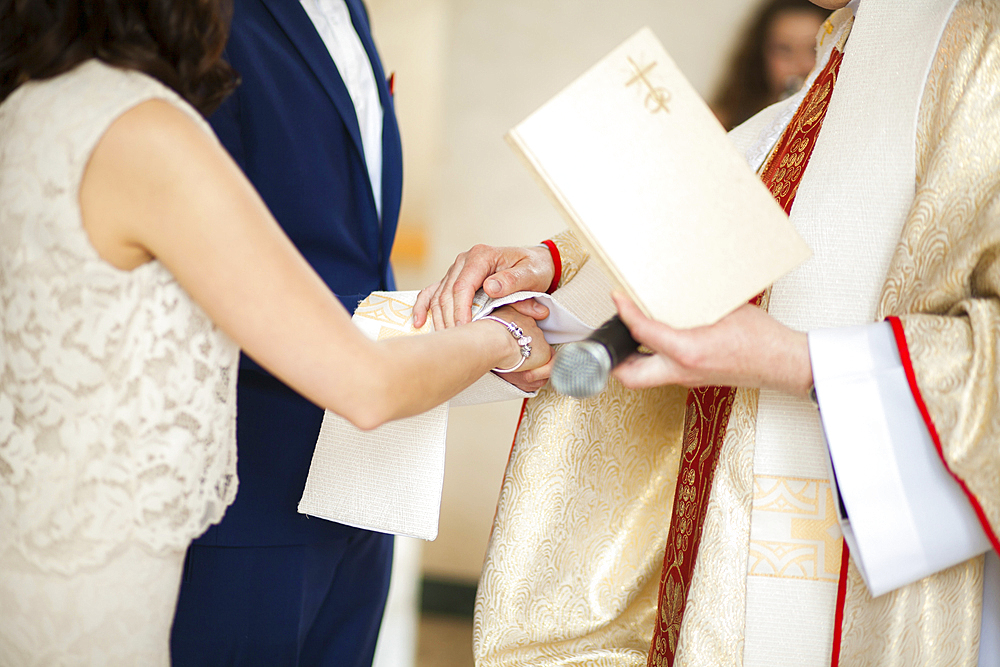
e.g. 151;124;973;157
487;304;552;375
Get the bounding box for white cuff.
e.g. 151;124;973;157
809;321;990;597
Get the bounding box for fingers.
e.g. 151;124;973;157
610;291;690;388
612;352;677;390
449;276;479;326
450;245;507;325
421;244;558;330
430;252;472;330
435;259;464;330
484;245;556;298
611;291;655;343
412;282;439;329
427;246;494;329
611;291;687;362
509;298;549;320
501;357;554;393
484;265;529;299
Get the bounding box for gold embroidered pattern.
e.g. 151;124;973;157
840;2;1000;663
748;478;842;581
475;380;688;666
820;20;834;46
671;388;759;667
550;229;589;288
354;293;424;328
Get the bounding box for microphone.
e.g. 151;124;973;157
550;315;639;398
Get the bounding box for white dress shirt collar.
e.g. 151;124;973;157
300;0;385;219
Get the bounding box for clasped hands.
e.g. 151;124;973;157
412;243;814;397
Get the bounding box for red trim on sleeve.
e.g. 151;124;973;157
830;540;851;667
540;239;562;294
887;316;1000;554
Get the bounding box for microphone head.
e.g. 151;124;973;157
550;340;613;398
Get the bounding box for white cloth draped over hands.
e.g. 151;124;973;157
298;261;615;539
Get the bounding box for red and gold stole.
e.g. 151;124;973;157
647;45;846;667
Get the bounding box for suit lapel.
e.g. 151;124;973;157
260;0;367;166
345;0;403;249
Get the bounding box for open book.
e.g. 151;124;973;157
507;28;810;328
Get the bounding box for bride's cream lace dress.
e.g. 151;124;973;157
0;60;239;665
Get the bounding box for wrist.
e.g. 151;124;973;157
482;315;532;373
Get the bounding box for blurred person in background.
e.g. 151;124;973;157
711;0;829;130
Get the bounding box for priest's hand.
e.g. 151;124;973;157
413;244;554;330
611;293;814;398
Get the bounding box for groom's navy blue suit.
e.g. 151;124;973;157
170;0;402;664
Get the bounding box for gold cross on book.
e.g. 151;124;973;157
626;57;671;114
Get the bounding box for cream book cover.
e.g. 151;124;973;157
507;27;811;328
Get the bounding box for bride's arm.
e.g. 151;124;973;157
79;98;549;430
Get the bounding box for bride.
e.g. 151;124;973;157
0;1;550;663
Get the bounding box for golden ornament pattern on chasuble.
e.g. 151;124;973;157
748;477;842;581
475;380;688;667
877;0;1000;548
842;2;1000;664
550;229;590;288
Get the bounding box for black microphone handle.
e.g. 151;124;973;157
549;315;640;398
588;315;640;368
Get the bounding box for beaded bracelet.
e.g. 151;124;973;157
482;315;532;373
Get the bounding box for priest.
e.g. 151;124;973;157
413;0;1000;664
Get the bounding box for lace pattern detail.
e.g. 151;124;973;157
0;61;239;574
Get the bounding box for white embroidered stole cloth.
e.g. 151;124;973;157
733;1;961;664
297;261;614;539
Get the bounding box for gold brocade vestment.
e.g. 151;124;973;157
474;2;1000;665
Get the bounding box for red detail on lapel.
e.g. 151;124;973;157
388;72;395;96
830;540;851;667
541;239;562;293
887;317;1000;554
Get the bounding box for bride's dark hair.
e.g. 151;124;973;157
0;0;238;115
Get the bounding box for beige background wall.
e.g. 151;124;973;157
367;0;763;581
